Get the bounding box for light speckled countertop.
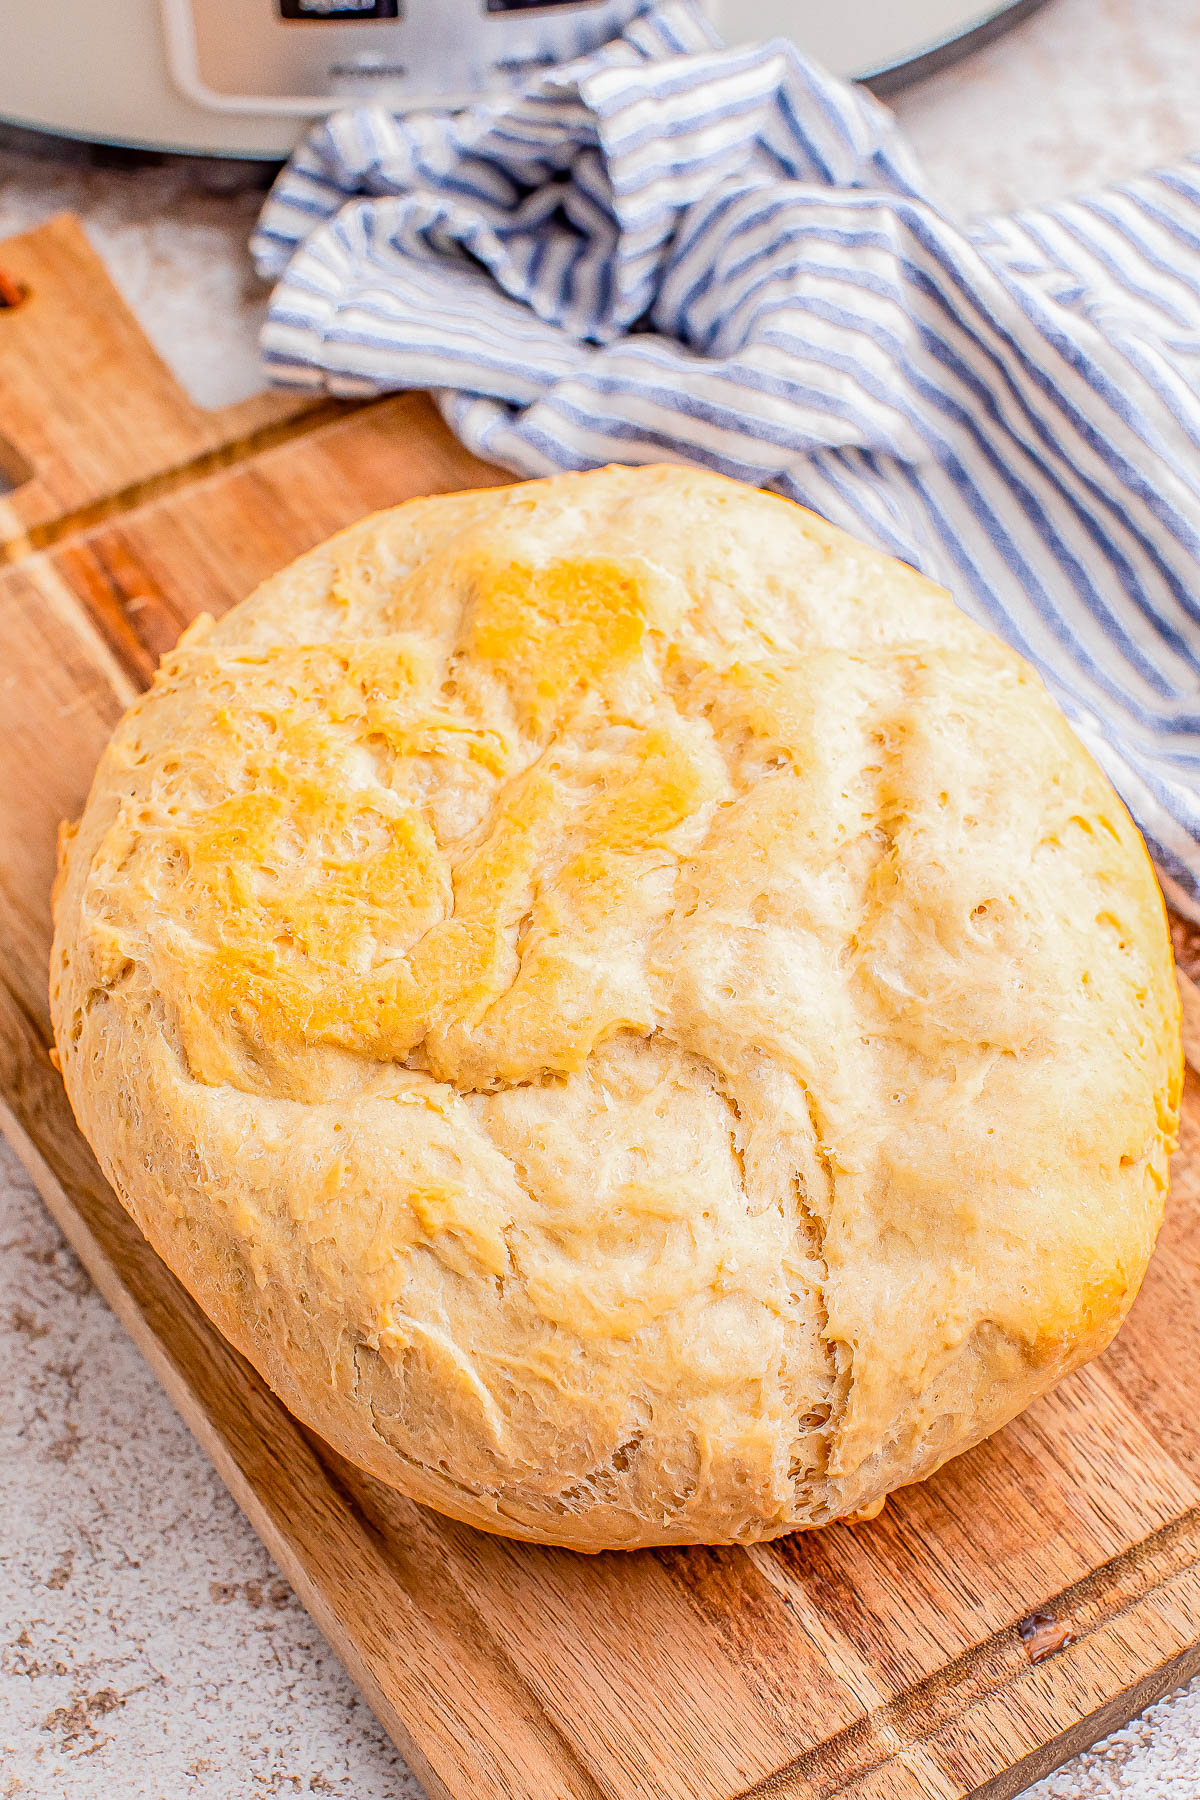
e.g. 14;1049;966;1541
3;1;1200;1794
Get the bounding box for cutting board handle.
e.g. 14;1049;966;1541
0;212;314;551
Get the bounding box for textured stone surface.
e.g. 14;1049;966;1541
0;1144;420;1799
889;0;1200;217
3;0;1200;1791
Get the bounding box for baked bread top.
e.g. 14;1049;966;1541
51;465;1181;1548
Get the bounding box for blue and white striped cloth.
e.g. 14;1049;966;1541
251;2;1200;917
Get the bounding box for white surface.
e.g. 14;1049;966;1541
711;0;1038;81
0;0;307;159
2;0;1200;1792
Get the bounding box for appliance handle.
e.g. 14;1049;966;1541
159;0;340;114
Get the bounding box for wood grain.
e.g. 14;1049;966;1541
0;212;330;553
1169;915;1200;1075
2;214;1198;1800
47;391;504;685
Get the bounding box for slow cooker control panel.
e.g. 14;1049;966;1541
160;0;648;114
278;1;402;19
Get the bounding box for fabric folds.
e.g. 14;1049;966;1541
252;2;1200;913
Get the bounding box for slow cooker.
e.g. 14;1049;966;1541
0;0;1047;161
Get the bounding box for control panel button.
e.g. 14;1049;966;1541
278;0;401;20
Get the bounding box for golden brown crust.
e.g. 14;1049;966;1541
50;465;1182;1549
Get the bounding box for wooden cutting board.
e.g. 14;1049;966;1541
3;213;1200;1800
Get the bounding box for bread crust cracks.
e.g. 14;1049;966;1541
50;466;1181;1548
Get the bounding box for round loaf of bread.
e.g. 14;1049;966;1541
51;465;1181;1548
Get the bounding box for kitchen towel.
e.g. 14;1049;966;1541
251;2;1200;916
